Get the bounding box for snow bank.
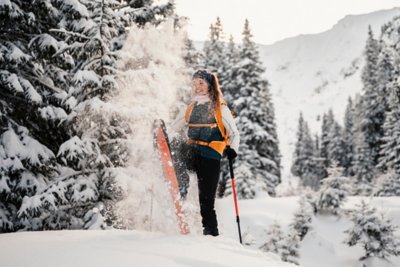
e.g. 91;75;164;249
0;230;296;267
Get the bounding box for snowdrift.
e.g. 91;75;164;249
0;229;296;267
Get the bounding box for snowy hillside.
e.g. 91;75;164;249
257;7;400;186
216;196;400;267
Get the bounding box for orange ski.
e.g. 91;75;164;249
154;120;189;235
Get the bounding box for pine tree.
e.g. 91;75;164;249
291;113;306;179
126;0;174;26
378;70;400;176
0;0;70;232
344;201;400;260
222;35;240;108
343;97;355;176
217;35;240;197
280;230;300;265
291;113;317;189
290;196;313;240
317;163;350;215
374;171;400;196
320;110;335;168
183;36;202;70
376;41;394;118
260;222;285;254
353;95;375;195
36;0;133;230
261;222;300;265
228;161;258;199
313;134;328;182
232;19;281;197
360;26;384;167
0;0;175;231
327;121;346;168
202;17;226;79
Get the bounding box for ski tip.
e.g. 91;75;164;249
153;119;166;129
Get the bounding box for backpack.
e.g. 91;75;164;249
185;101;230;155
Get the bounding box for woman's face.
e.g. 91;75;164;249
192;78;209;96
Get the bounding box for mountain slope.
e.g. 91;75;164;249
257;8;400;186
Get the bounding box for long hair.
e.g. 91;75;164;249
209;73;223;111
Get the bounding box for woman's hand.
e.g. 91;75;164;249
225;146;237;161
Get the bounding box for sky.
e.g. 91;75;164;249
174;0;400;45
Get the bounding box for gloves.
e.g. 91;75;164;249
225;146;237;161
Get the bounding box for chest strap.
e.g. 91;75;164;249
186;123;218;128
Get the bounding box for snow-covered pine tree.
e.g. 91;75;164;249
376;41;394;117
291;113;317;189
352;94;375;195
320;109;335;168
202;17;227;80
217;35;240;197
378;70;400;176
183;36;203;70
227;160;258;199
375;75;400;196
327;121;346;168
221;35;240;108
303;188;318;214
260;222;300;265
374;171;400;196
378;15;400;180
360;26;384;168
7;0;176;231
0;0;72;232
291;112;307;178
344;200;400;260
343;97;355;176
12;0;132;230
280;230;300;265
290;196;313;241
317;163;350;215
260;222;285;254
232;19;281;197
127;0;174;27
313;134;328;183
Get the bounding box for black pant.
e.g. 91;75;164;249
194;154;221;233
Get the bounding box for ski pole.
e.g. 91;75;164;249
229;159;242;244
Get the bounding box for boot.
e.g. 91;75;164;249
203;227;219;236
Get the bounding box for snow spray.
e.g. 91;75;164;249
108;20;198;234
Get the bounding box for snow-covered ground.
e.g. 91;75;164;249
217;196;400;267
0;229;294;267
1;196;399;267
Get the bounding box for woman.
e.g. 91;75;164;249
171;69;240;236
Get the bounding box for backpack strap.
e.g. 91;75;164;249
215;101;230;146
185;102;195;124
